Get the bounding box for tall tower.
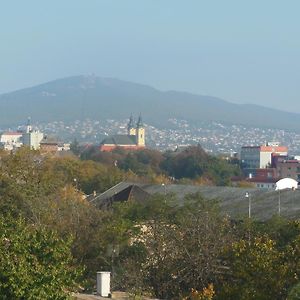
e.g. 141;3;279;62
136;114;145;147
26;117;32;133
127;114;136;136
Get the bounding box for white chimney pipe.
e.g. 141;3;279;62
97;272;111;297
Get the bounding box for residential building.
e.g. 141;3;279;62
275;159;300;182
40;136;59;153
247;178;277;189
241;142;288;169
0;131;23;150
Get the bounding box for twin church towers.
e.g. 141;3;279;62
127;114;145;147
99;114;145;151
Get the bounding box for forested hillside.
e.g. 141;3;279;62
1;75;300;131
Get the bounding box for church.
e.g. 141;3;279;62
99;115;145;152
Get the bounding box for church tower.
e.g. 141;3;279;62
136;114;145;147
127;114;136;136
26;117;32;133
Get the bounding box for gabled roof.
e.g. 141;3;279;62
89;181;300;220
101;135;136;146
40;136;60;145
89;183;150;209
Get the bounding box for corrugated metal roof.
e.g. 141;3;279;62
90;182;300;221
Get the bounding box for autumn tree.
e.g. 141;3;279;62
111;193;233;299
219;235;293;300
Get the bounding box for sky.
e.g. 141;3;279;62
1;1;300;112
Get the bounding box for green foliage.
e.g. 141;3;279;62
0;147;125;284
70;138;80;156
82;145;241;186
110;194;233;299
162;146;241;184
220;236;290;300
0;216;82;300
106;195;300;300
288;282;300;300
1;147;300;299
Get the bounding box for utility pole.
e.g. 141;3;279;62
245;192;251;218
162;183;167;203
278;189;281;216
245;191;252;245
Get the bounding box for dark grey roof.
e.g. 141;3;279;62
90;184;151;209
90;182;300;221
88;182;132;203
40;135;60;145
101;135;136;146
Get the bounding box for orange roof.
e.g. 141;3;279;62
260;146;288;152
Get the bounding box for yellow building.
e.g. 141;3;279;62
136;115;145;147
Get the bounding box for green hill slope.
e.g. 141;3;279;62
0;75;300;131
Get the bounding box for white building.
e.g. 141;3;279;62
0;131;23;150
22;131;44;150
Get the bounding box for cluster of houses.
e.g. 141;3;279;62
235;141;300;189
0;119;70;153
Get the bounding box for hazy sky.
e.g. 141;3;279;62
1;1;300;112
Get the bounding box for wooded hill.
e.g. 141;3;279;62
1;75;300;131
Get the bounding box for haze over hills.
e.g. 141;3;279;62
0;75;299;131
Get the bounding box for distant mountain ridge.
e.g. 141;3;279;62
0;75;299;131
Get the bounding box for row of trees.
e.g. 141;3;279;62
81;145;241;186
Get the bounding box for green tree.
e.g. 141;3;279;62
70;138;80;156
220;236;290;300
160;146;240;185
112;193;233;299
0;216;82;300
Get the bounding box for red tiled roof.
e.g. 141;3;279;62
2;131;23;136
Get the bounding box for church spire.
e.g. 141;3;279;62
127;114;136;136
136;113;143;128
136;114;145;146
26;117;32;133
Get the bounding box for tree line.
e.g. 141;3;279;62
80;144;241;186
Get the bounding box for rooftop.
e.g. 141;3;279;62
101;135;136;146
89;182;300;221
